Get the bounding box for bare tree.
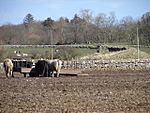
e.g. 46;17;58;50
139;12;150;45
70;14;85;43
94;13;108;43
79;9;93;43
120;16;137;44
56;17;67;44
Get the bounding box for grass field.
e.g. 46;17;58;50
2;47;96;60
1;44;150;61
140;47;150;54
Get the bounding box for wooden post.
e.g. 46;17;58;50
50;29;53;60
137;27;140;61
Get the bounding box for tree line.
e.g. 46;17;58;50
0;9;150;45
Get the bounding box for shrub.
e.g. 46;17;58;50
54;48;80;60
30;50;42;59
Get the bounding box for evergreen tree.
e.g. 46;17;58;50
23;13;34;32
23;13;34;27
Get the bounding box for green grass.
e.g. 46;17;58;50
80;48;150;60
3;47;52;59
109;48;150;60
72;48;96;57
2;47;96;60
140;47;150;54
1;44;150;61
4;47;51;54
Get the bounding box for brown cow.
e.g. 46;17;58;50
3;58;14;78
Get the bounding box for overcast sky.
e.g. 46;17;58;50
0;0;150;25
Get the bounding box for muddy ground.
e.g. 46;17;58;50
0;72;150;113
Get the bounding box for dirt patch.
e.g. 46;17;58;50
0;72;150;113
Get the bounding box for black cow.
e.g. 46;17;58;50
35;59;62;77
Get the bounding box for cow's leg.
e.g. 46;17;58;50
56;70;59;77
7;73;9;78
8;68;11;78
51;71;55;77
48;69;51;77
11;70;14;77
56;73;59;77
57;67;61;77
6;72;8;78
5;71;7;78
5;68;8;78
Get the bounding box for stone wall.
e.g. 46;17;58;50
63;59;150;70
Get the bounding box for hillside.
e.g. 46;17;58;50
80;48;150;60
0;12;150;46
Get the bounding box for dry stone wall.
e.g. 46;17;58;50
63;59;150;70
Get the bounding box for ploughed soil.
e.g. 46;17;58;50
0;72;150;113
